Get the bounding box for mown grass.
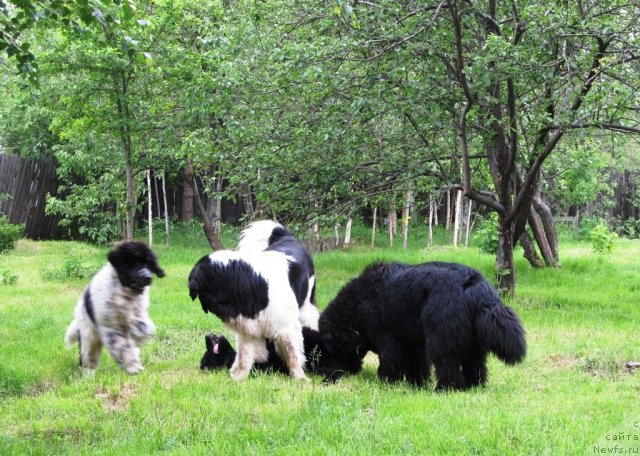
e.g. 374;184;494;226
1;225;639;455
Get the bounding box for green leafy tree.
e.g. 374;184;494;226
42;1;157;240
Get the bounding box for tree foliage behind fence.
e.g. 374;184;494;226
0;153;60;239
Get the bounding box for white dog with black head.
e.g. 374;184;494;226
64;241;165;374
189;220;319;381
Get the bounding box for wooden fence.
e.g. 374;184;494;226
0;153;60;239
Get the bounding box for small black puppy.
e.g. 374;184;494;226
200;327;326;375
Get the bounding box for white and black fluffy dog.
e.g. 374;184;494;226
64;241;165;374
188;221;318;381
238;220;318;329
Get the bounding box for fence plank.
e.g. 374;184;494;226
0;153;60;239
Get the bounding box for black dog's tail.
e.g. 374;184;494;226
475;303;526;365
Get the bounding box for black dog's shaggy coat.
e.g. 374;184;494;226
317;261;526;390
64;241;165;374
200;327;325;374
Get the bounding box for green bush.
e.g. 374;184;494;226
590;222;618;253
0;216;24;254
41;252;93;281
474;213;499;254
1;269;18;285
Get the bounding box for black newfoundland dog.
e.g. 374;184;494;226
200;327;325;375
317;261;526;390
64;241;165;374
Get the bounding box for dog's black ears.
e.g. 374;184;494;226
108;242;165;278
108;248;124;268
205;334;214;352
150;260;166;278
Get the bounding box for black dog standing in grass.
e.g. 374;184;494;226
316;261;527;390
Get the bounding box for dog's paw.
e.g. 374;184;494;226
81;367;96;378
229;360;239;376
132;319;155;339
290;368;308;381
124;363;144;375
230;368;250;381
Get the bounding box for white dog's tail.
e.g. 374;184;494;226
237;220;283;251
64;319;79;348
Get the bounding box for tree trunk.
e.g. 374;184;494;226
528;209;558;267
389;202;397;239
124;158;136;240
464;199;472;248
533;194;560;265
371;206;377;247
147;169;153;247
213;175;222;234
402;188;412;249
153;170;161;219
496;221;516;296
519;231;544;268
445;190;451;230
428;200;434;247
239;184;254;219
343;216;352;248
161;170;169;245
182;165;194;222
453;189;463;247
388;205;396;247
111;68;135;241
192;176;223;250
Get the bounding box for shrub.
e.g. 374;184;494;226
1;269;18;285
41;252;93;281
0;216;24;254
474;213;499;254
590;222;618;253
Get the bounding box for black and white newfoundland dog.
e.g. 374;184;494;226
237;220;318;328
317;261;527;390
64;241;165;374
200;327;325;375
188;221;318;381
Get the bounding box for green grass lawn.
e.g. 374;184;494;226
1;231;639;455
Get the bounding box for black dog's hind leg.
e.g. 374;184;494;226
376;334;409;383
405;347;431;388
432;356;466;391
462;350;488;388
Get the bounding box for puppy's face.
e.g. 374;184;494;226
108;241;166;292
200;333;236;370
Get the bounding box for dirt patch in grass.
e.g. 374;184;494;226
546;354;581;371
15;427;85;445
26;381;56;397
578;358;629;379
94;383;138;412
546;353;632;379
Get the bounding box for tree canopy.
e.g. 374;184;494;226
1;0;639;293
